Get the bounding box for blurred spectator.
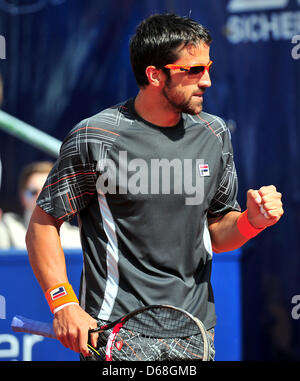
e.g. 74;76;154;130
0;161;81;250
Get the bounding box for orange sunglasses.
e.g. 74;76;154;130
164;60;213;75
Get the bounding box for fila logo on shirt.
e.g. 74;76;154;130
199;164;210;177
50;286;67;300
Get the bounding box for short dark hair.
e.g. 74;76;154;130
129;13;212;88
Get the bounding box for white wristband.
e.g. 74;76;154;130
53;302;79;315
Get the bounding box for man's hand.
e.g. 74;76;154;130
53;304;99;357
247;185;283;229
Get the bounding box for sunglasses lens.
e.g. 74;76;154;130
165;62;212;74
189;66;206;75
25;189;39;199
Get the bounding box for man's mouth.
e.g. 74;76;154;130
193;93;203;99
193;88;206;98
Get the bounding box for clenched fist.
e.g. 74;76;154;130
246;185;283;229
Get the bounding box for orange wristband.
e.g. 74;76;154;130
237;210;265;239
45;283;79;314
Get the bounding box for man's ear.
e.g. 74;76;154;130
145;66;163;87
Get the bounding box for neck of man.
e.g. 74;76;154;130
134;89;181;127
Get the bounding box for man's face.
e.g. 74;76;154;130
161;43;211;115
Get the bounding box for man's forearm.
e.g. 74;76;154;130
26;206;98;356
26;206;68;292
208;211;248;253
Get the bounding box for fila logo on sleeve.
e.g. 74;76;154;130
50;286;68;300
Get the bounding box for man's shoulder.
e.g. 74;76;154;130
184;111;231;147
196;111;228;136
69;99;134;138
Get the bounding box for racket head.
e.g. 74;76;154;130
89;304;210;361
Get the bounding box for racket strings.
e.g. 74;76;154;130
121;307;201;339
89;328;209;361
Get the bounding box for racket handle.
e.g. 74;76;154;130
11;315;56;339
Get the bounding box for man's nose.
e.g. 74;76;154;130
198;69;211;88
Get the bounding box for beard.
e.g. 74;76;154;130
162;79;204;115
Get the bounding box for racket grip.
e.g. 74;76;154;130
11;315;56;339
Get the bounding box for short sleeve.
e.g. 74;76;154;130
207;122;241;218
37;122;99;222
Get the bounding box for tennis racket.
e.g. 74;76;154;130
11;305;211;361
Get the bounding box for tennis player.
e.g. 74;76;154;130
25;14;283;360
